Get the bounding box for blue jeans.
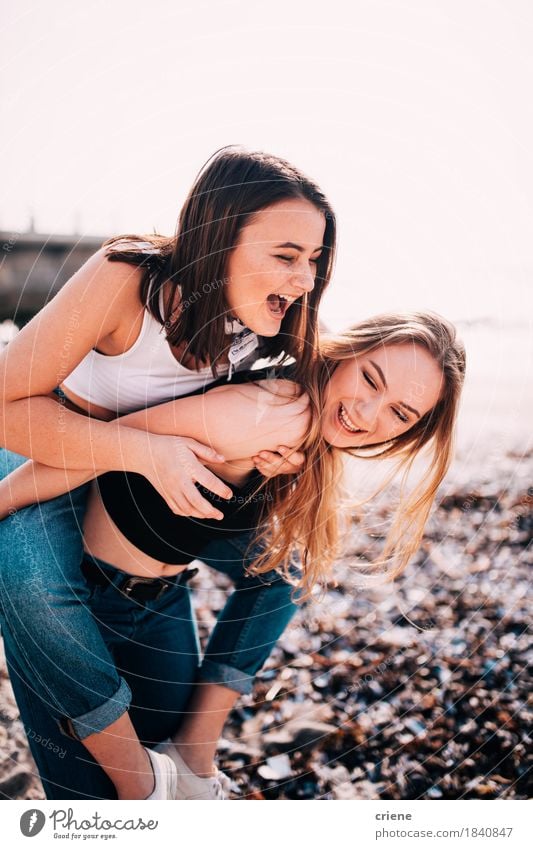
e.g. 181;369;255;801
0;447;299;799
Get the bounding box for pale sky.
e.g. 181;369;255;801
2;0;533;327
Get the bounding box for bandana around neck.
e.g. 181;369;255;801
224;316;259;379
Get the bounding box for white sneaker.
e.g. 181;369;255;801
144;747;178;800
156;741;230;800
213;766;232;798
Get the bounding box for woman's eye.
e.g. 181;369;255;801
363;371;377;390
276;255;293;263
393;408;409;423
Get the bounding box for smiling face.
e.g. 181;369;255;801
224;198;326;336
321;343;444;447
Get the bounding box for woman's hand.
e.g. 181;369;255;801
252;445;305;478
135;433;233;520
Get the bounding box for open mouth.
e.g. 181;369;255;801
337;402;364;435
266;293;297;319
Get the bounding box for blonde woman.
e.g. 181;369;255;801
0;311;465;800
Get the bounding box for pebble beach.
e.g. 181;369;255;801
0;320;531;800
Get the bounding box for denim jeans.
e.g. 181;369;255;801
0;447;299;799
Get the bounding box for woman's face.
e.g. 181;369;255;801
321;343;443;447
224;198;326;336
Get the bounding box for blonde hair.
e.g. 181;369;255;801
246;311;466;601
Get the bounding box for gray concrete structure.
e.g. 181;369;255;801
0;230;105;324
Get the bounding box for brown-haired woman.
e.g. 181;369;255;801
0;146;335;799
1;311;465;799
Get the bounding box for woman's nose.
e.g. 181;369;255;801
357;398;381;431
293;264;316;294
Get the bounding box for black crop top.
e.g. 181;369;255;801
95;364;295;564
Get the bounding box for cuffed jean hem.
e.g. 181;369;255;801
197;660;254;696
58;677;132;741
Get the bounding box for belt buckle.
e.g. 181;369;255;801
121;575;165;602
153;581;170;600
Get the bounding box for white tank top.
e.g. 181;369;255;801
62;246;230;414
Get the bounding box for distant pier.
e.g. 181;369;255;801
0;230;105;324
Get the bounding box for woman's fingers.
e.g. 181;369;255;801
185;438;225;464
178;484;224;520
165;438;231;513
192;464;233;502
145;434;227;518
253;446;306;477
279;447;305;471
172;454;230;519
253;452;283;477
166;484;223;520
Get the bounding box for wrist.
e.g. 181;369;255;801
116;425;154;475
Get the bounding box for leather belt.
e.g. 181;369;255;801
81;556;198;603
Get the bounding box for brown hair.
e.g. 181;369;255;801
247;311;466;601
101;146;336;383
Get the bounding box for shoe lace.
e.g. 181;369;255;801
211;767;232;799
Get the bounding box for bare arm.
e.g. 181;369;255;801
105;378;310;459
0;379;310;517
0;248;154;472
0;248;237;518
0;463;97;519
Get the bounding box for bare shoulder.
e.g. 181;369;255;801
37;245;146;325
89;246;146;315
66;246;150;349
0;245;147;402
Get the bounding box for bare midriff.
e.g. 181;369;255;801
82;484;193;578
53;385;254;579
50;386;191;577
57;384;116;420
